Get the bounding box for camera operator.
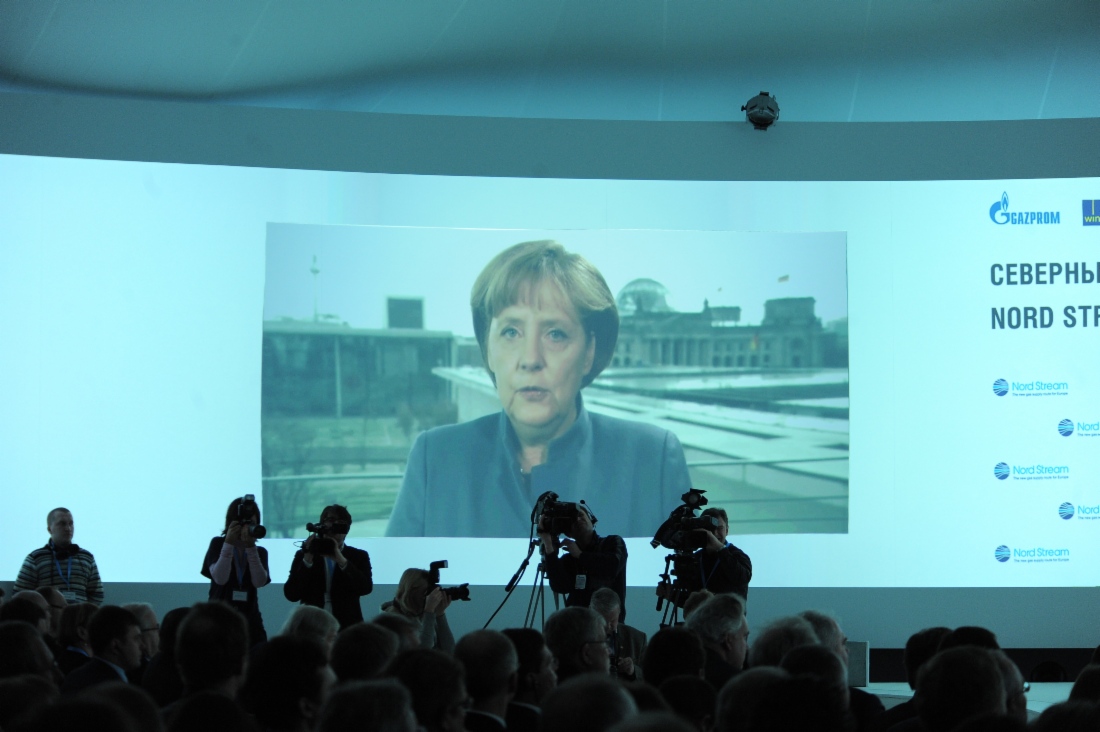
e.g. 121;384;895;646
284;505;373;629
693;508;752;598
538;503;627;620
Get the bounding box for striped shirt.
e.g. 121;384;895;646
14;542;104;605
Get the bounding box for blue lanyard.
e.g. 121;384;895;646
233;547;247;587
53;554;72;590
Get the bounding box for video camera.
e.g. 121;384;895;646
304;518;350;557
533;491;593;536
238;494;267;539
651;488;719;552
428;560;471;602
652;489;719;613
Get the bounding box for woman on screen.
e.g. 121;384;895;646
386;240;692;538
201;496;271;645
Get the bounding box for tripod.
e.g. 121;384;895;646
483;537;560;629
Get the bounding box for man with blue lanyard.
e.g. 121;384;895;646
15;507;104;605
693;507;752;599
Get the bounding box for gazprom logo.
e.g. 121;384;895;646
992;379;1009;397
994;463;1010;480
1059;502;1075;520
989;192;1060;225
994;545;1011;562
1059;419;1075;437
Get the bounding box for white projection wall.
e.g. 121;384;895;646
1;153;1097;588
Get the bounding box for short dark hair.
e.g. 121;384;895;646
641;627;706;689
700;507;729;527
543;607;604;680
0;596;48;627
87;606;140;656
904;627;952;689
915;646;1006;732
331;622;399;683
319;679;413;732
502;628;547;696
47;507;71;526
240;636;329;730
58;602;98;647
389;648;466;731
938;626;999;652
454;630;518;702
175;602;248;691
322;504;352;525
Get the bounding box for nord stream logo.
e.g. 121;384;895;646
1066;503;1100;521
1060;419;1100;438
995;544;1070;563
1085;200;1100;227
991;378;1069;397
989;192;1061;225
995;462;1070;481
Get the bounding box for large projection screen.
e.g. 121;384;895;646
1;93;1098;647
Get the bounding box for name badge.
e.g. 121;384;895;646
232;590;248;603
575;574;587;590
60;591;77;603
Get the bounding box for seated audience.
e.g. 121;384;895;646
800;609;884;731
454;629;519;732
239;635;334;732
93;681;165;732
1030;700;1100;732
912;646;1006;732
389;648;469;732
330;621;400;683
502;627;557;732
141;605;191;707
541;674;638;732
640;626;706;689
657;675;717;732
747;614;818;668
280;603;340;659
0;674;59;730
35;586;68;642
56;602;97;676
172;602;249;707
938;626;999;652
0;620;60;686
372;611;422;651
591;587;647;681
1070;664;1100;702
544;607;611;682
870;626;950;732
121;602;159;685
686;593;748;691
168;689;259;732
317;679;416;732
0;592;50;636
61;605;143;695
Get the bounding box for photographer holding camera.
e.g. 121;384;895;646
202;495;270;644
381;567;456;653
693;507;752;598
538;501;627;619
283;504;373;629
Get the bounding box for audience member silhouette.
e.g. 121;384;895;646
540;674;638;732
316;679;416;732
686;593;748;691
455;629;519;732
239;635;334;732
389;648;469;732
61;605;143;695
544;607;612;682
747;614;818;668
502;627;558;732
330;621;400;683
640;626;706;689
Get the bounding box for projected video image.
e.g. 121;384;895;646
261;224;849;539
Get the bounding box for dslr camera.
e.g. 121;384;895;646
428;560;471;602
304;518;350;557
238;494;267;539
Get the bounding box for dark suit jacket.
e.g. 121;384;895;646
61;658;128;696
283;544;373;628
703;646;739;692
613;623;648;680
465;709;507;732
849;686;886;732
506;703;540;732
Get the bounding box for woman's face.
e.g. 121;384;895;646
487;279;595;443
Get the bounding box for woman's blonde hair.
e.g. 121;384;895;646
471;240;618;388
391;568;432;616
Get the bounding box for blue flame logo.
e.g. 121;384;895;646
1058;419;1074;437
994;545;1011;562
994;463;1010;480
1059;502;1075;520
993;379;1009;396
990;193;1010;224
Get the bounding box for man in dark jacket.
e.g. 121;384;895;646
284;505;373;629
